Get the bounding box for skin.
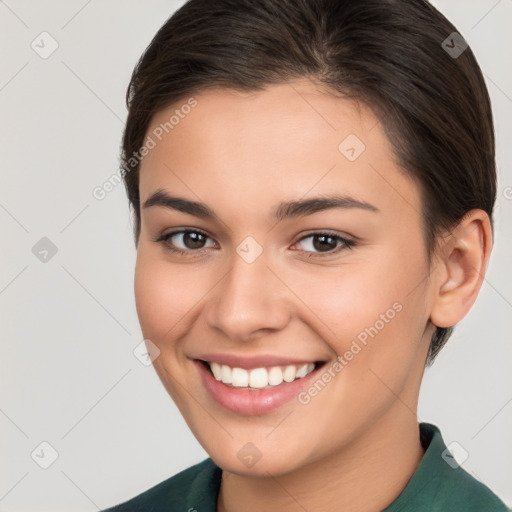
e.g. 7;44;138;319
134;79;492;511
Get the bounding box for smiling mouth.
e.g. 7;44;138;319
199;360;324;390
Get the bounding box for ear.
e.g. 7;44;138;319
430;210;493;329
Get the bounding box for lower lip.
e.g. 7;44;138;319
195;360;324;415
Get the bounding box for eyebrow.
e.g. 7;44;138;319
142;188;379;222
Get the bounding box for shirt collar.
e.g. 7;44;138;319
189;422;495;511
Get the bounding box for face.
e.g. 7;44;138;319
134;80;435;476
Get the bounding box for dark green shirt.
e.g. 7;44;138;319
102;423;508;511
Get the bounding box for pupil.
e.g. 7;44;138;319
184;232;205;249
313;235;336;252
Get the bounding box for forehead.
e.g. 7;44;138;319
138;80;420;225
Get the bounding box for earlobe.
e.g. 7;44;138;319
430;210;492;329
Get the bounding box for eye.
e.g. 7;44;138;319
154;229;216;254
153;229;355;258
293;231;355;256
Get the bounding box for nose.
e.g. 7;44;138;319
204;251;292;342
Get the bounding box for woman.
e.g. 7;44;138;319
102;0;508;510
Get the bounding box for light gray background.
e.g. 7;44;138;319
1;1;511;510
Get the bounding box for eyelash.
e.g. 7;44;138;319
152;229;356;258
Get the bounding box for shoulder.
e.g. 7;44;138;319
101;458;221;512
385;423;509;512
445;464;509;511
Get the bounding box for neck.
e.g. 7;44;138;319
217;412;425;512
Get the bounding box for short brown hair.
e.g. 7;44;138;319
120;0;496;364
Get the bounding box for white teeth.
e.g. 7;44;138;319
248;368;268;389
221;364;232;384
231;367;249;387
283;365;296;382
295;363;309;378
268;366;283;386
210;362;222;380
207;361;317;389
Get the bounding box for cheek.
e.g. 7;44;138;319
133;248;202;410
291;265;395;337
134;247;199;342
292;247;428;361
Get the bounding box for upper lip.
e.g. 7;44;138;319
195;353;323;369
